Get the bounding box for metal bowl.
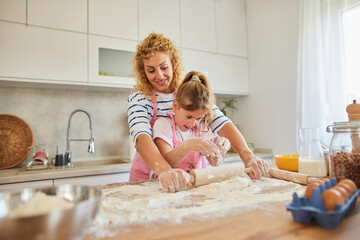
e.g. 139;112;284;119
0;185;102;240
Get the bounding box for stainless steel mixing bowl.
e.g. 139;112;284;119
0;184;102;240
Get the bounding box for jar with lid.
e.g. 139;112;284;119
326;121;360;188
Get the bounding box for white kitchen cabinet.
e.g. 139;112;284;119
215;0;248;57
89;35;137;87
180;0;216;52
0;22;87;83
0;180;53;192
89;0;138;41
138;0;181;46
27;0;87;33
0;0;26;23
53;173;129;186
182;49;249;95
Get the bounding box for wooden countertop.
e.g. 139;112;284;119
84;178;359;240
0;152;273;185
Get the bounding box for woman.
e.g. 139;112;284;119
127;33;268;192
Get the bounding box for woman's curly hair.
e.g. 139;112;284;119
132;33;183;95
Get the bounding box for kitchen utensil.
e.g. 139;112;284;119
187;164;317;188
274;154;299;172
51;153;68;167
298;128;327;177
0;114;34;169
0;184;102;240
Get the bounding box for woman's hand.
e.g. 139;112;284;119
207;137;231;166
244;155;269;180
184;137;220;157
159;169;190;192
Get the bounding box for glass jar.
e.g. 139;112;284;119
326;121;360;188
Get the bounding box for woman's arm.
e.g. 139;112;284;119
217;122;269;179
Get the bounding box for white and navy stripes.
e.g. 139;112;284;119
127;91;231;144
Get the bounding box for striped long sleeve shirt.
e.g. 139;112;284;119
127;91;231;145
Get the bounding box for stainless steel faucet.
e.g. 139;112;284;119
66;109;95;167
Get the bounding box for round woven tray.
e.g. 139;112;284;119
0;114;34;169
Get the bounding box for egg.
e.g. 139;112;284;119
337;182;354;195
333;185;350;199
322;188;345;211
338;179;357;191
305;182;320;200
315;179;326;185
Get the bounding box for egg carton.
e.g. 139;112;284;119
286;178;360;228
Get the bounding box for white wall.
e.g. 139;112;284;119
233;0;300;155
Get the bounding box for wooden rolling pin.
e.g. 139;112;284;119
188;164;317;187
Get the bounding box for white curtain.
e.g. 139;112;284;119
297;0;360;146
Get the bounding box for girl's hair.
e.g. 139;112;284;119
176;71;214;127
132;33;183;95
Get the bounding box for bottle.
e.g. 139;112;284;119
298;128;327;177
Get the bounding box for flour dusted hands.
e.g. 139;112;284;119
159;169;190;192
207;137;231;166
245;155;269;180
183;137;220;157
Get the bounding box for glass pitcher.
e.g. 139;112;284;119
298;128;327;177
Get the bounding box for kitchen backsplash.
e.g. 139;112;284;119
0;87;131;167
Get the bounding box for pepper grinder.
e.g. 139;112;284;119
346;100;360;153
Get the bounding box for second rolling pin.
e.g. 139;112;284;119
188;164;317;188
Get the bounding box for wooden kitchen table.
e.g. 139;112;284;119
84;179;360;240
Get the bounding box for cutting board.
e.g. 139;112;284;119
84;178;360;240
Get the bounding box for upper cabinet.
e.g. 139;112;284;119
89;0;138;41
215;0;248;57
182;49;249;95
27;0;87;33
138;0;181;46
0;22;87;83
0;0;26;23
180;0;216;52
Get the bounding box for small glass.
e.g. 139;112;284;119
298;128;327;178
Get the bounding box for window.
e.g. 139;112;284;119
343;5;360;103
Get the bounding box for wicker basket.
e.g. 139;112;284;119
0;114;34;169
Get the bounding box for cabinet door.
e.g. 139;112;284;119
215;0;247;57
89;0;138;40
53;173;130;186
138;0;181;46
27;0;87;33
0;22;87;83
0;0;26;23
0;180;53;192
180;0;216;52
182;49;249;95
89;35;136;87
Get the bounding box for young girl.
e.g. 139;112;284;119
153;71;231;172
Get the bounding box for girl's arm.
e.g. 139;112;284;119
154;137;220;167
136;134;190;192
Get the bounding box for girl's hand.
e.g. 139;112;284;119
216;137;231;156
206;137;231;166
159;169;190;192
184;137;220;157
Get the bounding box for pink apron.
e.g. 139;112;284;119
129;91;159;181
168;114;207;173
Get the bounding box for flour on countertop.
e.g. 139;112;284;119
87;177;304;238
